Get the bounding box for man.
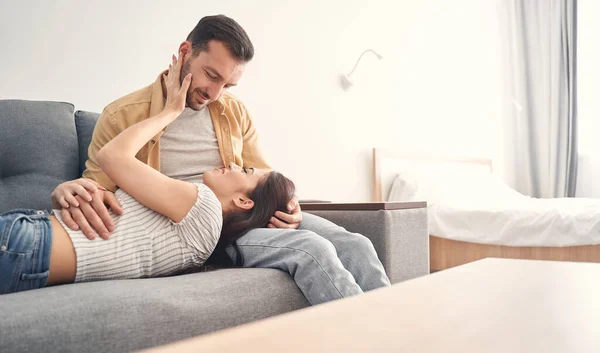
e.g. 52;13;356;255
52;15;390;305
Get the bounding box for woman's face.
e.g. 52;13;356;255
204;163;268;212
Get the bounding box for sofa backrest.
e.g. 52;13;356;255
74;110;101;175
0;99;99;212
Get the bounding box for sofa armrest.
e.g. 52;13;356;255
302;202;429;283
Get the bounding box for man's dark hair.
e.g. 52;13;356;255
187;14;254;62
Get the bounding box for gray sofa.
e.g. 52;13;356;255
0;99;429;352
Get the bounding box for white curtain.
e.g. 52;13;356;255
498;0;578;198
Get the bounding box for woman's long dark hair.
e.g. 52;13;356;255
206;171;295;266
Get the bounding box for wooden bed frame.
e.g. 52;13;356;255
372;148;600;272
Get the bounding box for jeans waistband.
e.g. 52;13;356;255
0;208;49;218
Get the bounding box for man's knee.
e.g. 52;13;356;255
287;230;338;259
347;233;376;251
300;212;345;232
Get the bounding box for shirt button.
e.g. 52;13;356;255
1;245;6;251
37;210;44;215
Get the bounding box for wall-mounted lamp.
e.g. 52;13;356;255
340;49;383;91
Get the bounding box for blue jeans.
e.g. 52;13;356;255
227;212;391;305
0;209;52;294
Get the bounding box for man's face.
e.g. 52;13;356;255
180;40;246;111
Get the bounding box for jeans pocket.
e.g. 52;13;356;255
2;216;36;254
21;271;49;280
0;252;24;294
18;270;50;292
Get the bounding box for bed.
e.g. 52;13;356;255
372;148;600;271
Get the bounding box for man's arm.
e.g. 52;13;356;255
82;109;121;192
239;104;271;170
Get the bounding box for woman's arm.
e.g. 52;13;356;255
97;53;196;222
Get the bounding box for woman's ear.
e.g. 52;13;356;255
232;195;255;211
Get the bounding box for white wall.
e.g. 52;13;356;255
0;0;501;202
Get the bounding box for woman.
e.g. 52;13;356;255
0;54;295;294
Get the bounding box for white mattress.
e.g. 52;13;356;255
429;197;600;247
388;169;600;247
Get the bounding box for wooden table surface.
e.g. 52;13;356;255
140;258;600;353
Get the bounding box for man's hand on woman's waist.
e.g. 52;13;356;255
52;178;123;240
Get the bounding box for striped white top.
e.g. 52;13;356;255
53;183;222;282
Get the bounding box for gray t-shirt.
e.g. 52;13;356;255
160;107;224;182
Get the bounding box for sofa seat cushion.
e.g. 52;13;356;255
0;100;79;212
0;268;309;353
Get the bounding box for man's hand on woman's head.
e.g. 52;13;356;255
268;195;302;229
53;179;123;240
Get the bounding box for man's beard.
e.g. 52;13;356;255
181;60;208;111
186;91;204;111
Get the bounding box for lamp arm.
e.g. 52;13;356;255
346;49;382;77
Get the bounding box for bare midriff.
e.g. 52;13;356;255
48;215;77;285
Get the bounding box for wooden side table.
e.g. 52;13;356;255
300;201;427;211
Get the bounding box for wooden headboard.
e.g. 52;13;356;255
372;148;493;202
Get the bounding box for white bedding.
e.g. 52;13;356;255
387;166;600;247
